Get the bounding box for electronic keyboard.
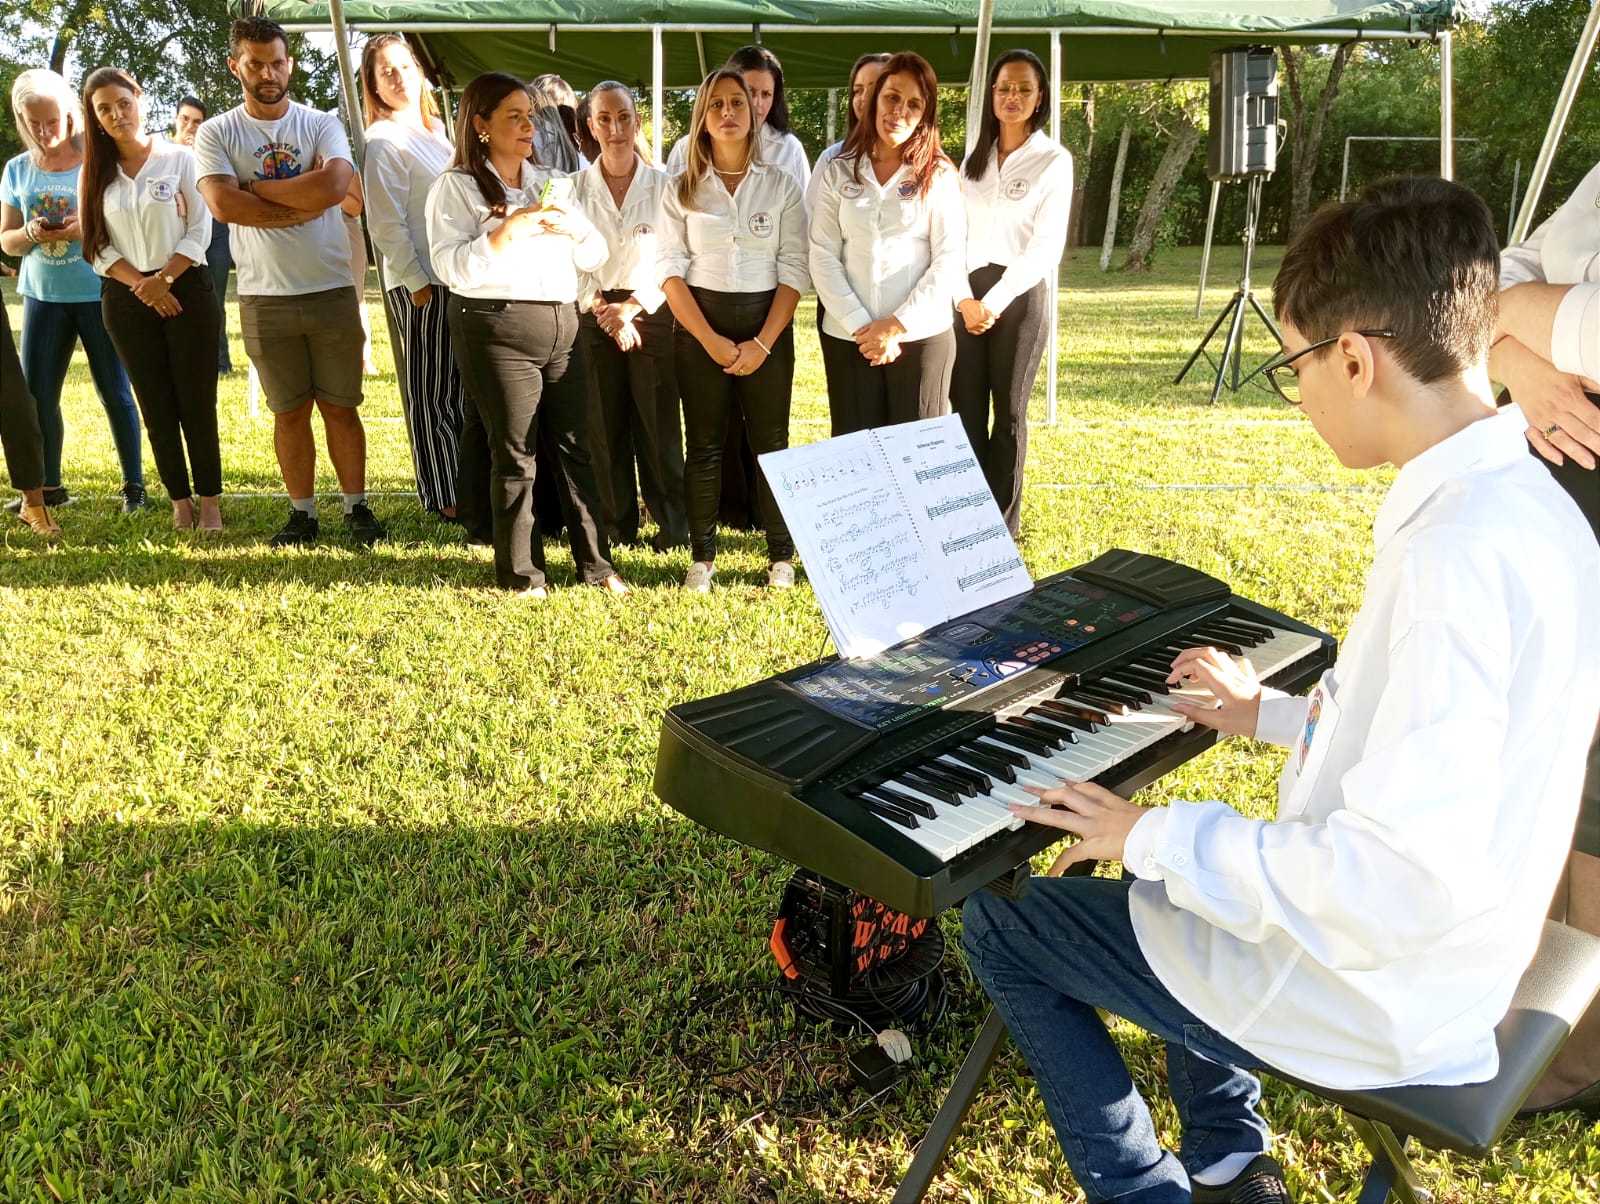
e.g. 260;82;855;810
654;550;1336;918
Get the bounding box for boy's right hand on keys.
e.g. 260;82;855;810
1166;646;1262;738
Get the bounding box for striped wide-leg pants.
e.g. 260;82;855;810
390;284;467;514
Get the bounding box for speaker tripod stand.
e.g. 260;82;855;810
1174;174;1281;404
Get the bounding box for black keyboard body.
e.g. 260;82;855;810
654;550;1336;918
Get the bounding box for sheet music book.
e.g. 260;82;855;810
759;414;1033;659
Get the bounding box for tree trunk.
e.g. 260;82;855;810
1099;121;1131;272
1067;84;1096;249
1123;113;1200;272
1284;43;1356;236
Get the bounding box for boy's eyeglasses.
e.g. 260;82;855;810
1260;330;1395;405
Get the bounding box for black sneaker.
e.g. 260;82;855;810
271;509;319;548
5;486;72;513
1192;1155;1292;1204
343;502;387;546
120;482;148;513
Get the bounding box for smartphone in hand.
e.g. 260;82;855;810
538;176;574;208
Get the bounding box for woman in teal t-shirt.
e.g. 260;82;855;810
0;68;144;512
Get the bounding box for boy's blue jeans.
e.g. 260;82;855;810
962;875;1271;1202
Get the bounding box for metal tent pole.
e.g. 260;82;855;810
1438;29;1453;179
329;0;410;415
964;0;996;160
1512;0;1600;243
652;24;664;163
1047;28;1061;426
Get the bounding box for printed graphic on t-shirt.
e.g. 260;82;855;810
254;142;305;181
30;192;72;258
1299;684;1324;770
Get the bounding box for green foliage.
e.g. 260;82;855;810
1;255;1597;1201
1;0;342;135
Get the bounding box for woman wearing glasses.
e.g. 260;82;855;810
1493;158;1600;1118
809;51;964;435
950;50;1072;539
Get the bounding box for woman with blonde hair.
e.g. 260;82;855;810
78;66;222;530
658;68;807;591
0;67;145;513
360;32;468;521
571;81;688;550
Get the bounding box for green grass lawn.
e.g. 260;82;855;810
1;247;1594;1202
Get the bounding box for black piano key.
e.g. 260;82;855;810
912;762;980;799
856;793;921;829
985;726;1057;757
1041;698;1110;727
1010;716;1076;746
1095;677;1153;706
1197;622;1263;648
1016;712;1083;741
1206;617;1275;642
949;744;1025;779
927;757;991;794
1030;704;1097;733
1072;684;1137;713
868;783;939;819
1110;664;1171;691
1190;634;1244;656
898;769;963;806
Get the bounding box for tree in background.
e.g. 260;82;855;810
1122;83;1206;271
1281;42;1357;235
3;0;341;135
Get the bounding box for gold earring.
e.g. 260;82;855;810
477;130;489;144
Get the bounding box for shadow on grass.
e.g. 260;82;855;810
0;518;778;594
0;815;1000;1202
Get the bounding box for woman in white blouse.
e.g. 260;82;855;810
77;67;220;530
425;72;627;598
658;69;807;592
360;34;467;523
571;82;687;551
952;50;1073;538
666;46;810;195
809;51;965;435
1494;159;1600;1118
804;53;889;216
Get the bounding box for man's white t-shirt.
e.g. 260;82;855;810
194;102;354;297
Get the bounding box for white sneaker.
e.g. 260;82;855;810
684;561;715;592
767;561;796;589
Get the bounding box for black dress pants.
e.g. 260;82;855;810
582;294;688;549
950;266;1052;537
0;302;45;492
820;323;955;436
448;296;615;591
101;271;223;499
677;287;794;565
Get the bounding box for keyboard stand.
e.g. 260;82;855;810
891;1006;1009;1203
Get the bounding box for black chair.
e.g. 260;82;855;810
1276;919;1600;1203
894;919;1600;1203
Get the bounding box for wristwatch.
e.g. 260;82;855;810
160;272;176;285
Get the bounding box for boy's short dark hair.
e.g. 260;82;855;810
177;95;206;118
1273;177;1499;385
230;16;289;59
